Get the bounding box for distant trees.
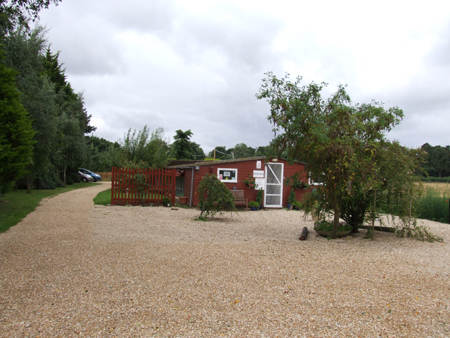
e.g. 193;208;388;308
421;143;450;178
208;146;232;160
84;135;119;172
207;143;272;160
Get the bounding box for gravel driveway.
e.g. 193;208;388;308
1;182;450;337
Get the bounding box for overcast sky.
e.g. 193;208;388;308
36;0;450;154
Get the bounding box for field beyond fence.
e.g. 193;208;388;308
417;182;450;224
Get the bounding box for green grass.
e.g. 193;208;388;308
0;183;99;233
416;187;449;223
93;188;111;205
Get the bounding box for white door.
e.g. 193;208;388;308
265;162;284;208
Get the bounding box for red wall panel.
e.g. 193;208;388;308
183;159;309;208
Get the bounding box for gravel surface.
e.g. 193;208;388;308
1;182;450;337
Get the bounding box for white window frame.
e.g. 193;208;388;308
308;172;324;186
217;168;238;183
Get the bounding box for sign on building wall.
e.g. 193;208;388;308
253;170;264;178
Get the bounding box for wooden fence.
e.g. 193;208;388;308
111;167;176;205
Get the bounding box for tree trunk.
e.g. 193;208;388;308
371;191;376;240
26;173;32;194
330;205;341;239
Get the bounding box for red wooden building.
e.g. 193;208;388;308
167;157;310;208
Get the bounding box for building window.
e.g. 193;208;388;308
217;168;238;183
308;172;324;186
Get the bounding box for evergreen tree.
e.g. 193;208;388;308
0;47;35;192
171;129;194;160
4;26;58;190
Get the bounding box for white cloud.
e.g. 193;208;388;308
37;0;450;152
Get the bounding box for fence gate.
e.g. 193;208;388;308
264;162;284;208
111;167;176;205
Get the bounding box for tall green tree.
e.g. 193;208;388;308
0;47;35;192
257;72;404;239
170;129;194;160
190;141;205;160
229;143;256;159
4;26;58;190
113;125;169;168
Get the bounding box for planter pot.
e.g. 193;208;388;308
314;229;352;238
287;204;291;209
250;207;258;211
178;197;189;205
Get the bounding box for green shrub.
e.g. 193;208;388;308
197;173;237;218
0;181;14;195
162;196;171;207
66;176;74;185
314;220;352;232
256;188;263;206
33;173;57;189
249;200;259;208
71;174;81;183
292;201;302;210
288;189;295;205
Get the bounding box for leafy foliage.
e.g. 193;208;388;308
421;143;450;178
257;72;404;239
288;189;295;205
256;188;263;206
0;0;62;37
292;200;302;210
284;172;308;189
197;173;236;218
113;125;169;169
0;47;35;191
170;129;195;160
3;26;95;189
243;173;256;189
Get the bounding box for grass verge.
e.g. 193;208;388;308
93;188;111;205
0;183;99;233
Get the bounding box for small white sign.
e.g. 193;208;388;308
255;178;265;190
253;170;264;178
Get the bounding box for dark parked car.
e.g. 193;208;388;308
79;168;102;181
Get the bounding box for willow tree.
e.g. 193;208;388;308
257;72;403;239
